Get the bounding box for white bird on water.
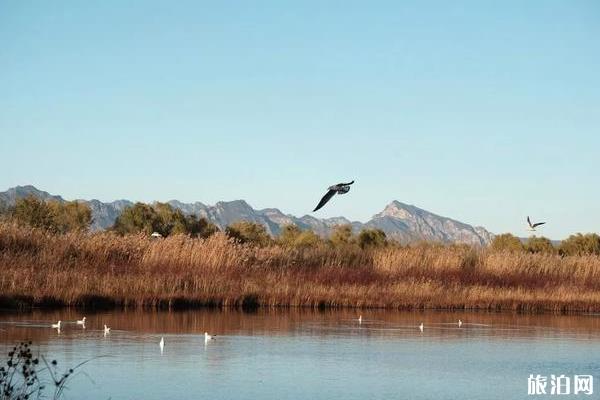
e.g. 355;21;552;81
159;337;164;353
358;315;362;325
458;319;463;328
204;332;215;344
51;321;61;329
104;325;111;335
77;317;86;325
419;323;424;333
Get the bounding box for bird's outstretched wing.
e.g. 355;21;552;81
313;189;336;212
340;180;355;186
532;222;546;228
527;216;532;228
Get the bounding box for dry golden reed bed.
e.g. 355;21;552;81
1;222;600;312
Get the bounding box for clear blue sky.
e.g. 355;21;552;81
1;1;599;239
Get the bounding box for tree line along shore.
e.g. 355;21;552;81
0;196;599;312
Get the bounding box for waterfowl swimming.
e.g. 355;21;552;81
458;319;463;328
419;323;424;333
527;216;546;231
51;321;61;329
77;317;86;325
358;315;362;325
159;337;164;352
104;325;111;334
313;181;355;212
204;332;215;344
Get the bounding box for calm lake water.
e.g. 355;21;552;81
1;309;600;399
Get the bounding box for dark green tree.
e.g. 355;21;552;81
358;228;387;249
191;216;220;238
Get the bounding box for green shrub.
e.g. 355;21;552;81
226;221;272;246
330;224;355;247
490;233;523;252
11;196;91;233
112;202;157;235
294;230;321;248
278;224;302;246
524;236;555;254
112;202;218;238
278;224;322;248
48;200;92;233
559;233;600;256
0;199;10;217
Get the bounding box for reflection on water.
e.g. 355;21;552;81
1;309;600;399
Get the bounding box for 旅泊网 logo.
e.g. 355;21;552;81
528;374;593;396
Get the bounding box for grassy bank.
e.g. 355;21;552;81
1;222;600;312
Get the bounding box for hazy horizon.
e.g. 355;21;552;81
2;1;599;239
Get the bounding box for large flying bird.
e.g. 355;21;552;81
313;181;355;212
527;216;546;231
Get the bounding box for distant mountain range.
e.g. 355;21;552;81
0;185;494;245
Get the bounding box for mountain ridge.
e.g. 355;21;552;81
0;185;493;245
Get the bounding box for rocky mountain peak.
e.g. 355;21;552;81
376;201;418;220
